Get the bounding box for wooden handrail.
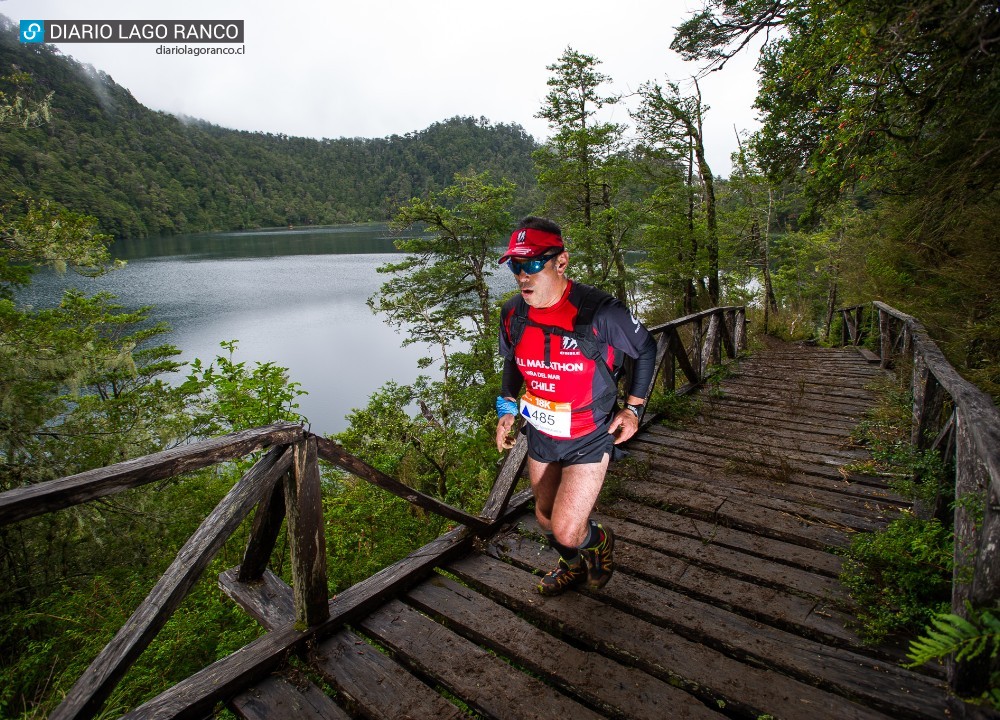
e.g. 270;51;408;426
0;423;304;526
836;301;1000;698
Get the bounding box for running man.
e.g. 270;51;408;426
496;216;657;595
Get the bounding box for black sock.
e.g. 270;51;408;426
579;520;603;550
545;532;580;565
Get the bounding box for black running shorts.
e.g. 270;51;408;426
526;419;614;466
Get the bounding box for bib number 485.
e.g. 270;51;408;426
520;392;572;438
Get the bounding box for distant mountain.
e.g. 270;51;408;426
0;19;540;238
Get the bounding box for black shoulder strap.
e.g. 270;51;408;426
507;283;618;388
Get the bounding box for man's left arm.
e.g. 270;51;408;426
601;302;658;444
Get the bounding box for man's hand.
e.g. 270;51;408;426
496;413;517;451
608;407;640;445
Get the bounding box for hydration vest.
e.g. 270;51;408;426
506;282;621;392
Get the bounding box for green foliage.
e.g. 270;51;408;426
534;47;634;301
183;339;307;435
907;606;1000;710
840;511;953;644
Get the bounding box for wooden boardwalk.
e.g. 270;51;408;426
226;338;953;720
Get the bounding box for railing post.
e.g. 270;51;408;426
734;308;747;353
878;306;892;369
950;410;992;697
911;355;946;519
238;471;287;582
286;437;329;628
692;318;703;382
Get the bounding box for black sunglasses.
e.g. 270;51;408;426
507;252;562;275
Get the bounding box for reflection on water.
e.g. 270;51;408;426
16;224;438;435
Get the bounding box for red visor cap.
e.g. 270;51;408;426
498;228;564;263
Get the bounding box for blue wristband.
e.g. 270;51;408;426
496;396;518;417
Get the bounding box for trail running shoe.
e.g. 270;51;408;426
581;524;616;590
537;557;587;596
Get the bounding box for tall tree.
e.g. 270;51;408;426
342;172;514;502
534;47;632;300
634;79;720;308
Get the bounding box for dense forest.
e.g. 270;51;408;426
0;19;540;237
1;0;999;717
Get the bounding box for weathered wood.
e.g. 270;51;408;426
610;497;844;576
618;478;851;550
123;489;534;719
596;513;850;604
671;326;700;385
314;435;490;534
480;432;528;522
229;674;348;720
220;568;466;720
361;599;606;720
655;327;676;394
286;437;330;628
314;629;466;720
912;353;946;450
51;444;294;720
406;574;726;720
219;568;295;630
879;307;892;368
448;552;891;720
238;473;286;582
488;529;947;718
518;515;860;647
0;423;303;526
734;307;747;352
701;311;721;376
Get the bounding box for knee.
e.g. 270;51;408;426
550;519;584;548
534;506;552;529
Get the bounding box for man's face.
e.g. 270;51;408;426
513;250;569;309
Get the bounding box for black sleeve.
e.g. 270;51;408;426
627;331;658;400
593;298;658;400
501;356;524;399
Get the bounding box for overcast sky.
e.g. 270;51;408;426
1;0;763;176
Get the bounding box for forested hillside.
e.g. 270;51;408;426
0;21;539;238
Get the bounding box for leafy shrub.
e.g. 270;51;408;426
840;512;953;644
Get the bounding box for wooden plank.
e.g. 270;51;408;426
447;552;892;720
360;599;606;720
229;674;348;720
610;497;844;576
287;438;330;628
238;473;286;582
221;566;466;720
314;436;490;534
314;629;466;720
595;513;850;605
485;534;949;718
0;423;303;526
406;574;725;720
858;348;881;363
51;444;295;720
618;478;851;550
480;432;528;522
517;516;860;646
121;489;534;719
627;449;897;531
219;568;295;630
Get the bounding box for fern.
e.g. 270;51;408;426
907;607;1000;667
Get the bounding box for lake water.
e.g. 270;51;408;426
16;224;450;435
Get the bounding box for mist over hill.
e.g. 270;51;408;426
0;19;540;238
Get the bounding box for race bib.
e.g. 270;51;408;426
520;391;572;438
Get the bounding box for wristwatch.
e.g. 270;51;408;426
624;403;644;419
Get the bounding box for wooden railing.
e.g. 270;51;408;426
0;304;746;720
838;302;1000;698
